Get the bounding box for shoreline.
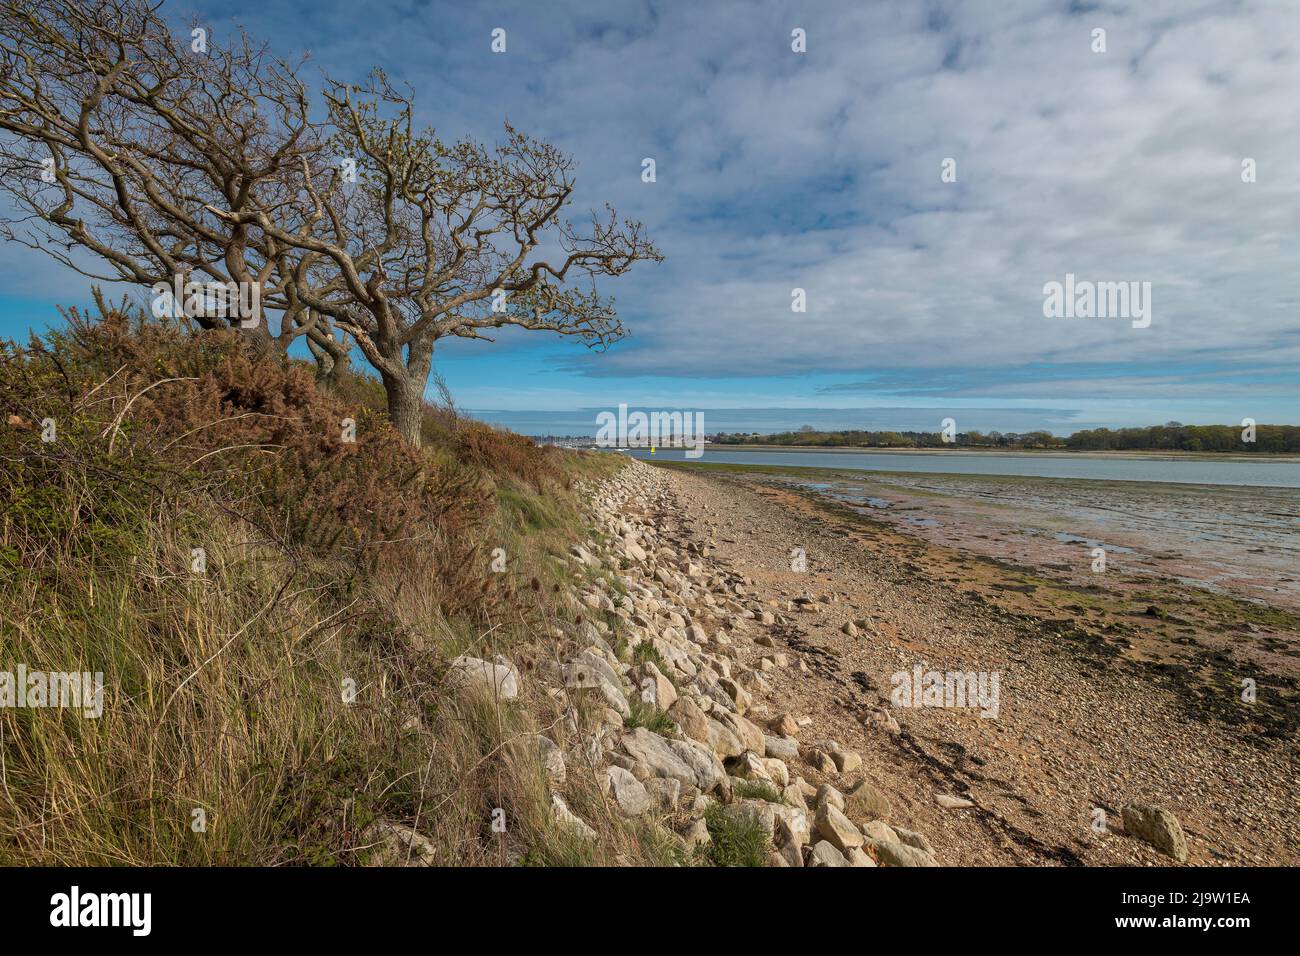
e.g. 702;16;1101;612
645;457;1300;492
655;459;1300;611
634;459;1300;864
702;444;1300;463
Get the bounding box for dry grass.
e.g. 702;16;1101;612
0;302;669;866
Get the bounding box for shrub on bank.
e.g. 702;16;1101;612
0;302;643;865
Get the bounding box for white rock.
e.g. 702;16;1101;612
807;840;850;867
448;655;519;700
606;765;652;816
551;794;597;841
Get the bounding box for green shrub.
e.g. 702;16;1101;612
624;696;675;734
731;780;782;802
702;802;769;867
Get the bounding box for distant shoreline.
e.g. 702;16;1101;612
703;444;1300;463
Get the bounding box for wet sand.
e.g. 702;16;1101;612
789;472;1300;611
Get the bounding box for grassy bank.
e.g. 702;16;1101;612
0;304;675;866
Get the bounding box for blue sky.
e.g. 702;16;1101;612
2;0;1298;433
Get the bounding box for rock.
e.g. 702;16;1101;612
621;727;699;787
815;784;846;812
893;826;934;855
807;840;850;867
774;839;804;867
814;802;865;853
551;794;597;841
669;697;744;757
668;694;709;737
844;779;891;822
644;777;682;809
668;737;727;793
718;677;752;714
935;793;974;810
773;805;811;849
806;748;837;774
608;754;645;778
650;637;698;678
766;849;790;867
725;799;776;839
1122;804;1189;862
563;651;630;717
771;713;800;737
861;819;899;843
831;749;862;773
605;765;652;816
761;757;790;787
363;821;437;866
534;734;566;785
842;620;859;637
871;840;937;867
447;655;519;700
683;816;711;850
759;612;775;626
846;846;877;867
631;660;678;710
764;734;799;760
711;708;766;754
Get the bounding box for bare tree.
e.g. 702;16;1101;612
211;71;662;446
0;0;349;375
1;3;661;445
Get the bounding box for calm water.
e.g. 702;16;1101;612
621;448;1300;488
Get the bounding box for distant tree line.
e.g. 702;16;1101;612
712;423;1300;453
1065;423;1299;453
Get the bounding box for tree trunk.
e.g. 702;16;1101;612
314;351;348;392
307;331;350;393
237;321;278;358
381;338;434;448
384;369;426;447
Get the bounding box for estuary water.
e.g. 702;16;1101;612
622;447;1300;488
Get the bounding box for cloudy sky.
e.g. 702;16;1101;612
2;0;1297;433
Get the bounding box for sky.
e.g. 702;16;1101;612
2;0;1297;434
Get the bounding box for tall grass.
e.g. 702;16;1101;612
0;301;659;866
